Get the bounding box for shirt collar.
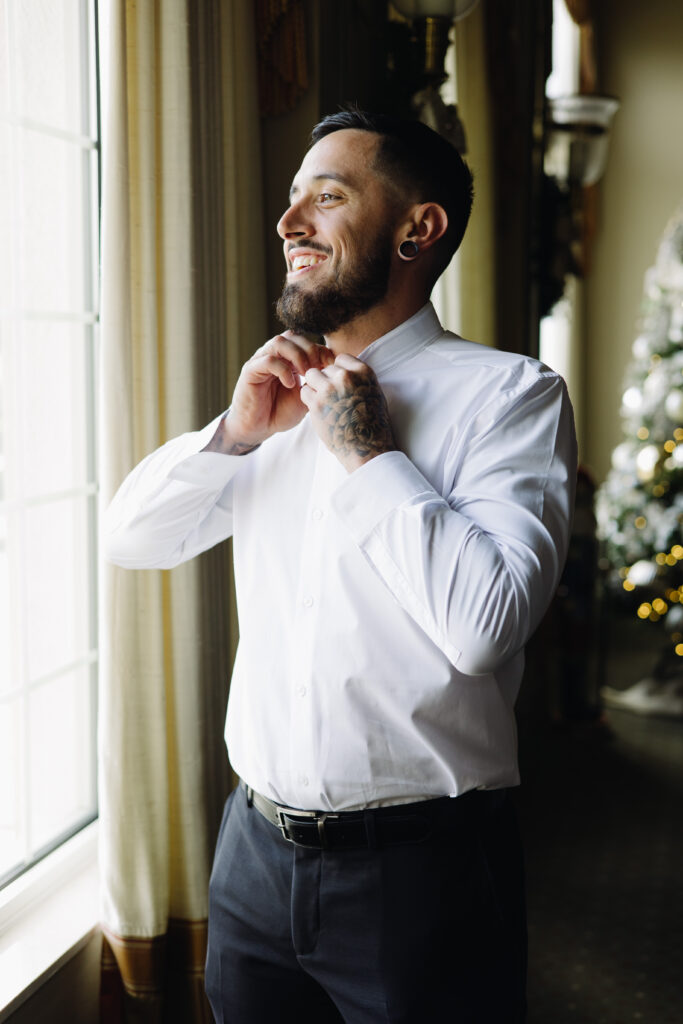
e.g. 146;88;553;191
356;302;444;376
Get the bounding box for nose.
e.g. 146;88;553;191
277;199;313;241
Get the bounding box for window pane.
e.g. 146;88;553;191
0;2;9;116
17;322;92;498
0;519;11;694
0;123;11;310
0;322;6;502
28;665;94;852
16;131;93;314
0;697;23;877
24;496;92;682
13;0;85;136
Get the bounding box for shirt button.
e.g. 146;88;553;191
312;508;323;520
300;776;309;787
298;685;307;697
303;595;314;608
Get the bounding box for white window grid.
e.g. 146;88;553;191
0;0;100;888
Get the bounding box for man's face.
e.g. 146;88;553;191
275;130;400;336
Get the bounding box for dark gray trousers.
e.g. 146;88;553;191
205;784;527;1023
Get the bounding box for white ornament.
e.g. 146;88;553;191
632;336;651;360
636;445;660;481
611;442;634;472
665;389;683;422
644;369;668;399
665;605;683;631
628;560;658;586
622;386;643;412
672;444;683;467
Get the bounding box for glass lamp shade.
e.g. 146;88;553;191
545;95;620;187
392;0;480;21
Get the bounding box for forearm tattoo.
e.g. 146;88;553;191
220;439;261;456
322;375;397;460
201;422;261;456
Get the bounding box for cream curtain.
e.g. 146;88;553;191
98;0;266;1018
453;1;496;348
431;2;497;348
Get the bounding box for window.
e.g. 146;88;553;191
0;0;100;888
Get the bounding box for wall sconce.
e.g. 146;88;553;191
390;0;480;152
541;93;620;315
545;95;620;188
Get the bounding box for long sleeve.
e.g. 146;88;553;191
331;374;577;676
103;413;246;569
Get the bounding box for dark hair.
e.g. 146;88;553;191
310;108;474;274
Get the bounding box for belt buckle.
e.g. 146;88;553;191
275;806;340;848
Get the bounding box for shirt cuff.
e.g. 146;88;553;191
167;414;253;490
331;450;445;541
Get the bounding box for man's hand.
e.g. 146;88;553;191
300;353;398;472
204;332;335;454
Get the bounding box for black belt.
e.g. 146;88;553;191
242;781;505;851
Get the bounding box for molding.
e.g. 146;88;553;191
0;824;100;1020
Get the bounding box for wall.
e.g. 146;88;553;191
583;0;683;481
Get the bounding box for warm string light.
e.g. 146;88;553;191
622;542;683;651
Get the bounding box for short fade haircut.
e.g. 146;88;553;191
310;108;474;275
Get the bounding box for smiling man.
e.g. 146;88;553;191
105;109;577;1023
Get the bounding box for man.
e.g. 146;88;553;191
105;109;577;1022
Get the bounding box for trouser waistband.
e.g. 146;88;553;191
241;780;507;850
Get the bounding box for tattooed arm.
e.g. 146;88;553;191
203;331;336;456
300;353;398;472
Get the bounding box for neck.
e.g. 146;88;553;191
324;291;429;357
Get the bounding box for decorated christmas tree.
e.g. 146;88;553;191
596;202;683;716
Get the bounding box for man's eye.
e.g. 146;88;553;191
319;193;339;203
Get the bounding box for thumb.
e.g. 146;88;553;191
334;352;367;371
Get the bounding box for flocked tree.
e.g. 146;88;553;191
596;203;683;715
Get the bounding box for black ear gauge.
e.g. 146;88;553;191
398;240;419;260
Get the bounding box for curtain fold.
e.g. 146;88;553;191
453;0;496;347
98;1;266;1019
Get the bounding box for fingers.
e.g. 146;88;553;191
263;333;334;373
300;357;376;413
301;354;373;393
332;352;366;372
281;330;336;367
248;333;334;390
300;366;329;390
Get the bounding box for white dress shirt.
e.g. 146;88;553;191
105;303;577;811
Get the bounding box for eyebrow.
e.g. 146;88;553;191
288;172;356;202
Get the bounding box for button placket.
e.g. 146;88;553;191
288;449;332;801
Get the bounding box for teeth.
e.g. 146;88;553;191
291;254;326;271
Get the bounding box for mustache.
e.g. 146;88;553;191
286;241;332;258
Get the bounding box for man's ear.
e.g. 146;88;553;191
401;202;449;254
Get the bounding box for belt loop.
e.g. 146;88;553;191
246;786;254;808
363;809;378;850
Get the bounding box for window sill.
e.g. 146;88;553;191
0;823;99;1021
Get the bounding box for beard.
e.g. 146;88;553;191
276;228;394;336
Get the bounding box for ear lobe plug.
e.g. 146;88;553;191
398;240;419;260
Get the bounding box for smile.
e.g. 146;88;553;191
288;252;329;276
